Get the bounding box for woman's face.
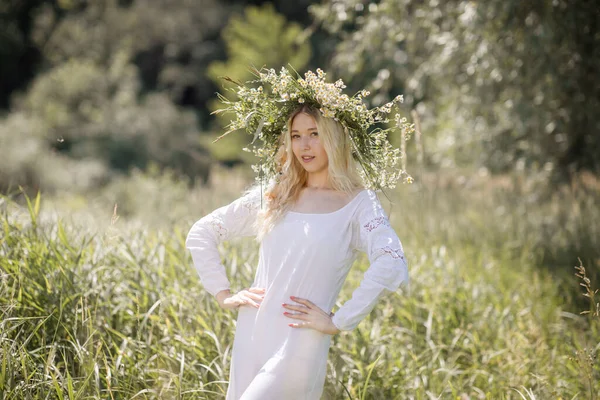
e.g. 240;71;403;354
290;112;329;174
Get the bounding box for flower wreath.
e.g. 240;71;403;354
212;65;414;191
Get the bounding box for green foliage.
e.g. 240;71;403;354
2;53;209;191
0;0;233;195
1;171;598;398
207;3;310;87
23;56;138;138
311;0;600;177
32;0;226;108
2;0;599;184
0;112;108;195
1;48;210;194
206;3;311;163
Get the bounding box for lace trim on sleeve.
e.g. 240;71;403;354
207;215;228;239
363;216;391;232
381;246;405;260
371;245;405;260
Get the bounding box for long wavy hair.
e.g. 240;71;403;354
254;105;365;241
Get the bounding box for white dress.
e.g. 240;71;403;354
185;187;408;400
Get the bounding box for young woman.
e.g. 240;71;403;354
185;102;409;399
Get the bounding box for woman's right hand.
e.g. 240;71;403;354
216;287;266;310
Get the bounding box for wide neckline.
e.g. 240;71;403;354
287;189;367;216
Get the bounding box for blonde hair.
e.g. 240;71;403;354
254;105;365;241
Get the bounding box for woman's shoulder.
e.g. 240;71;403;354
236;182;269;212
344;187;368;202
332;187;371;212
351;187;381;204
352;188;387;218
241;178;278;200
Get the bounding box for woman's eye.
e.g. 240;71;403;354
291;135;299;139
311;132;319;136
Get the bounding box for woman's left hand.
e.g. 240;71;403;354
282;296;341;335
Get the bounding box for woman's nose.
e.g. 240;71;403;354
301;136;310;149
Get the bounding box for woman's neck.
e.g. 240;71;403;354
305;172;331;190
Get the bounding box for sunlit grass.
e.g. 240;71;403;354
1;169;598;399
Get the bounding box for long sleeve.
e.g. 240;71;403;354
331;190;409;331
185;186;262;297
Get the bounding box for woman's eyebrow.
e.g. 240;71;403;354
291;127;318;132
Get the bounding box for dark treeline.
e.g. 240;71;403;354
0;0;598;194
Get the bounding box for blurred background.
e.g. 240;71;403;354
1;0;599;398
2;0;598;191
2;0;598;272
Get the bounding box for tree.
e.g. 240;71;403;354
206;3;311;164
0;0;228;193
310;0;600;177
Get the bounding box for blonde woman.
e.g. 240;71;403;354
186;68;414;400
185;102;409;399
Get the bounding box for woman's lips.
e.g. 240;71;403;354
301;156;315;163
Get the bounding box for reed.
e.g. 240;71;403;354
0;169;598;399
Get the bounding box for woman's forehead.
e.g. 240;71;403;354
291;113;317;131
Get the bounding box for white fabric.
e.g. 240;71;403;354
185;187;408;399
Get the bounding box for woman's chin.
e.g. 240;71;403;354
302;166;326;174
296;159;327;173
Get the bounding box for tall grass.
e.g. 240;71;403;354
0;169;598;399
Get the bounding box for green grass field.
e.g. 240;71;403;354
1;168;598;399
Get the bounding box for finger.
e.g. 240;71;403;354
288;321;309;328
243;300;260;309
282;304;310;313
242;295;260;308
246;292;264;301
283;311;308;320
249;287;266;293
244;289;265;299
290;296;313;308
